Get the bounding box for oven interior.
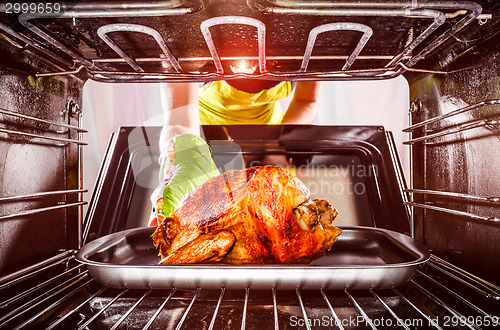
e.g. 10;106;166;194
1;0;500;329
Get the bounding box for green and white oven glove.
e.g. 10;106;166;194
149;133;219;226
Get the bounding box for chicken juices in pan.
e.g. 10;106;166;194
152;165;341;264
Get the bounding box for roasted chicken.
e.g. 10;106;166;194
152;165;341;264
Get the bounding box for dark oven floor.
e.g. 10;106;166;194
1;253;499;329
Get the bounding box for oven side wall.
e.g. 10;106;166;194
408;30;500;285
0;44;85;276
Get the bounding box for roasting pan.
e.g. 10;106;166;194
80;125;419;290
76;226;430;290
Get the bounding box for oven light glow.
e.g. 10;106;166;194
230;60;257;74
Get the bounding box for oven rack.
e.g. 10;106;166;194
0;1;488;82
0;251;498;329
0;104;88;247
0;106;87;143
403;99;500;145
403;98;500;226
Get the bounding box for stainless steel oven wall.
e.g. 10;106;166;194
0;42;84;277
407;29;500;285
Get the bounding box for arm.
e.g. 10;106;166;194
160;82;200;152
281;81;323;124
151;83;219;226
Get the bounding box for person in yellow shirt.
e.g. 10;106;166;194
199;80;322;125
162;80;322;140
149;80;322;226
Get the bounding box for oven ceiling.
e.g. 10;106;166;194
1;0;499;82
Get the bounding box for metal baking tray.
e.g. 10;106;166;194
76;226;430;290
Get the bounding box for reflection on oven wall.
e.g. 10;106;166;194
82;77;410;222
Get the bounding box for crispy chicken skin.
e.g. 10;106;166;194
152;166;341;264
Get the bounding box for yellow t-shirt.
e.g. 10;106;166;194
199;81;292;125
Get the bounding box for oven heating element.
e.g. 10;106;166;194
8;1;486;82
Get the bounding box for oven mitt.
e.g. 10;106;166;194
149;133;219;226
